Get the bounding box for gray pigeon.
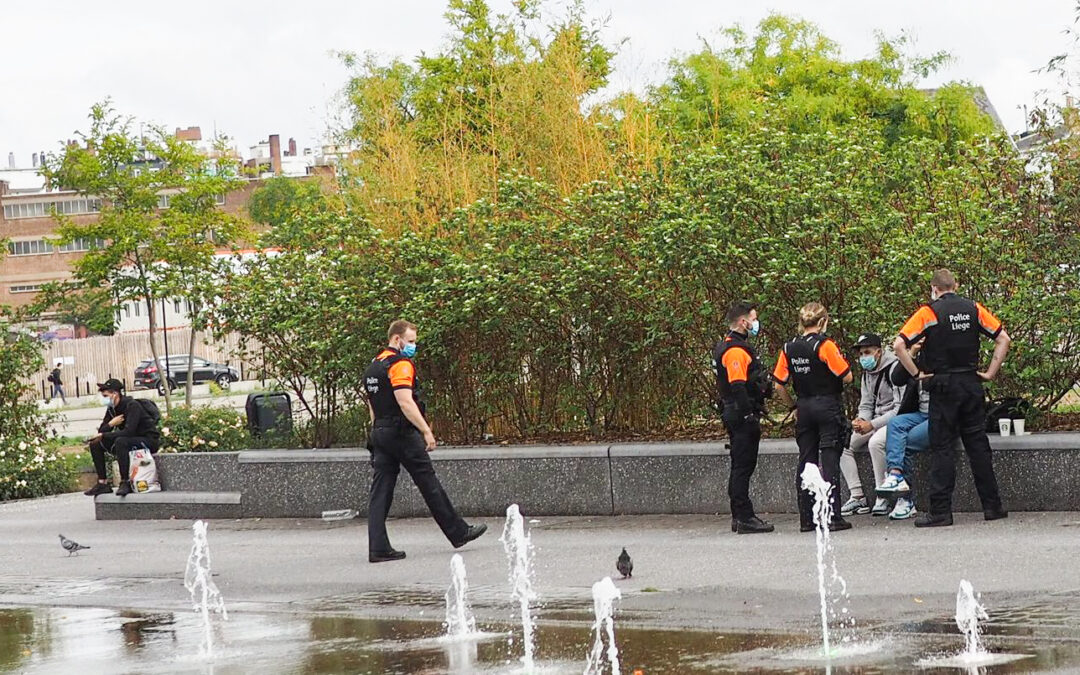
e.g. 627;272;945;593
616;548;632;579
59;534;90;556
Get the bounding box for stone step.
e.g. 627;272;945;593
94;491;242;521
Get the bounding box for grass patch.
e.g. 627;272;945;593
641;587;661;593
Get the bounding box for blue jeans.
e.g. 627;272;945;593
885;412;929;478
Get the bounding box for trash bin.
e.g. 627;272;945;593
245;392;293;437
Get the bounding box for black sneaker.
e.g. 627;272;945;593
914;512;954;528
115;481;133;497
452;524;488;549
828;518;853;532
83;483;113;497
736;516;775;534
984;509;1009;521
369;549;406;563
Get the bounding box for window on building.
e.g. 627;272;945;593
173;299;181;313
9;284;43;293
2;198;101;220
6;240;55;256
157;194;171;209
123;305;131;318
57;238;105;253
214;193;226;205
134;302;140;317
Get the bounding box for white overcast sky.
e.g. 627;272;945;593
0;1;1074;165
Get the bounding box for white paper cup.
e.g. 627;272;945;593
998;419;1012;436
1012;419;1026;435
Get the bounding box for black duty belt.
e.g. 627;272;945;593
373;417;410;429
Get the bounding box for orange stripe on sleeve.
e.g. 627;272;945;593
772;350;790;384
388;360;415;389
721;348;751;383
976;303;1003;338
899;306;937;346
819;339;851;378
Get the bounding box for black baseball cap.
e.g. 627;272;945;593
97;378;125;393
853;333;882;349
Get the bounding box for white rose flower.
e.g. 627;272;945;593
208;441;218;448
18;442;26;451
162;427;171;437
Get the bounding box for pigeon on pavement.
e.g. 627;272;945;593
59;534;90;556
616;547;633;579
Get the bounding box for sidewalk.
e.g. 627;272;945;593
2;493;1079;634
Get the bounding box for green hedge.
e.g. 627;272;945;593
0;437;77;501
159;406;251;453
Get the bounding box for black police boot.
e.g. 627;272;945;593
828;517;853;532
984;509;1009;521
369;549;407;563
452;524;488;549
800;520;816;533
736;516;775;534
914;512;954;528
115;481;133;497
731;517;737;533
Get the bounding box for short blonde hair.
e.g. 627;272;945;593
388;319;416;342
799;302;829;329
931;268;957;291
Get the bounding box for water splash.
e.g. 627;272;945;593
500;504;537;671
800;463;853;660
443;554;478;639
183;520;228;658
584;577;622;675
956;579;990;658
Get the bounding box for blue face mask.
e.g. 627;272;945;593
401;343;417;358
859;355;877;370
749;319;760;337
100;395;114;408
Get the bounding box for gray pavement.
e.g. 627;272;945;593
2;493;1079;636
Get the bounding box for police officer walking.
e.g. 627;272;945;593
893;269;1011;528
714;302;774;534
364;319;487;562
772;303;855;532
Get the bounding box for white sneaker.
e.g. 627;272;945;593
870;497;890;516
889;497;917;520
840;496;870;516
876;472;911;495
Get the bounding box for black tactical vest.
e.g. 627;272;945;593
363;350;424;421
713;331;766;406
783;333;844;398
921;293;983;374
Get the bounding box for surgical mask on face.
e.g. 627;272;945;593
401;342;417;358
100;395;114;408
859;355;877;370
748;319;760;337
930;289;939;301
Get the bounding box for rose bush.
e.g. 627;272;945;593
159;406;251;453
0;436;76;501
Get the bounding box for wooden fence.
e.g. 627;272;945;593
25;329;260;400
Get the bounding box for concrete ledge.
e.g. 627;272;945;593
95;491;242;520
97;433;1080;520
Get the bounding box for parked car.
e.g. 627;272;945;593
133;355;240;393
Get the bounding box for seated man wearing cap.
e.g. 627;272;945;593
839;333;903;517
83;379;161;498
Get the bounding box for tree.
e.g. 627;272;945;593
40;101;243;412
247;176;337;229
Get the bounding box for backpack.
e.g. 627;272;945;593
47;371;57;384
137;398;162;427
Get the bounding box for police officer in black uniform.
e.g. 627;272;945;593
773;302;855;532
714;301;774;534
364;319;487;562
894;269;1011;528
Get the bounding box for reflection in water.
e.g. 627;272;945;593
1;605;1080;674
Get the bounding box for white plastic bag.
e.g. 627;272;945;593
129;446;161;493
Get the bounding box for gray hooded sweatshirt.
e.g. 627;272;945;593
858;350;903;430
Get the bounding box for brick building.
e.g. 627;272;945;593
0;126;337;330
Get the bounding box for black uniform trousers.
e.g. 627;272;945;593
794;395;845;526
927;373;1003;516
90;436;159;482
368;422;469;554
723;414;761;521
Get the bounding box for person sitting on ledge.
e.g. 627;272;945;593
83;379;160;498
